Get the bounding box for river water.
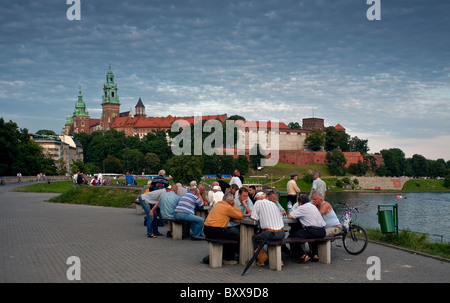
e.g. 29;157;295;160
326;191;450;242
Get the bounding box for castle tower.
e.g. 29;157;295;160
101;65;120;130
64;115;73;135
72;85;90;134
135;97;146;117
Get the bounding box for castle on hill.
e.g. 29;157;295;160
62;66;380;167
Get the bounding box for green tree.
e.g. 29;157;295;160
123;148;144;174
304;128;324;151
288;122;301;129
143;153;161;174
326;149;347;176
0;118;53;176
167;155;202;183
363;154;378;172
249;144;266;169
428;159;446;178
349;136;369;154
348;160;367;176
202;154;220;175
324;126;350;152
103;155;123;173
218;155;235;175
144;130;172;166
409;154;429;177
234;155;249;175
380;148;406;176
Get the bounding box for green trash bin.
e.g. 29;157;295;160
378;210;396;234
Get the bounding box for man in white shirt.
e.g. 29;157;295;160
288;196;326;264
251;193;285;266
309;171;326;199
229;172;243;188
97;171;103;185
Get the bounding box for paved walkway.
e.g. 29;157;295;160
1;182;449;283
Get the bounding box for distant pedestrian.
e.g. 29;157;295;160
125;172;135;186
309;171;326;199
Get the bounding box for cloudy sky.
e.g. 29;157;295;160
1;0;449;160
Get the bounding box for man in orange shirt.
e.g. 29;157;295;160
203;193;244;265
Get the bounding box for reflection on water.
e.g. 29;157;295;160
327;191;450;242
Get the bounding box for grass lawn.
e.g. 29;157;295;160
13;181;141;208
402;179;448;191
12;181;75;193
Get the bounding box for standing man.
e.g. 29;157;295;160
287;173;301;206
97;171;103;185
309;171;326;199
125;172;135;186
149;169;169;191
229;170;243;189
216;173;230;194
203;193;244;265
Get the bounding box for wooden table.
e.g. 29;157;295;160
238;217;299;266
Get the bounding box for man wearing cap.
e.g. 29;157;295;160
250;190;285;266
287;173;301;206
208;185;224;207
254;191;266;202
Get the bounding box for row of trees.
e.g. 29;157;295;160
303;127;369;154
0;118;56;176
2;116;448;182
324;147;450;178
73;115;265;183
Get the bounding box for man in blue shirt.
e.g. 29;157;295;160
159;185;181;238
125;172;135;186
174;184;207;238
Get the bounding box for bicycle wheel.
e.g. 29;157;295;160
343;224;368;255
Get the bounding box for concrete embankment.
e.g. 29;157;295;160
350;176;411;190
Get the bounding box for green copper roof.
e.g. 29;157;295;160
102;64;120;105
73;86;89;117
65;115;73;125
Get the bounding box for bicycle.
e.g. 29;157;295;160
338;202;368;255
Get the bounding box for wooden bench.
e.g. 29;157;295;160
165;219;191;240
192;237;239;269
260;235;342;271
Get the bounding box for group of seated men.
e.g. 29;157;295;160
139;170;342;266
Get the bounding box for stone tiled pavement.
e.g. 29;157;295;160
1;182;449;283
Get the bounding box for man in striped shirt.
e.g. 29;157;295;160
174;184;208;237
250;191;285;266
